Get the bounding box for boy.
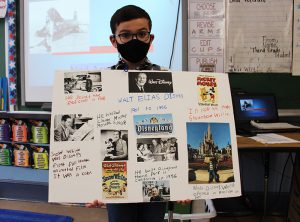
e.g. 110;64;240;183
109;5;164;71
87;5;189;222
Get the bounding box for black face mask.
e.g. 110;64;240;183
117;39;151;63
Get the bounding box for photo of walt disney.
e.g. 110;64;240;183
128;71;174;93
101;130;128;161
142;180;170;202
53;114;94;142
136;137;178;162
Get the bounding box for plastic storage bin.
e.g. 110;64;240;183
164;199;216;222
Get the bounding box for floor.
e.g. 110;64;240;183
0;199;108;222
0;199;287;222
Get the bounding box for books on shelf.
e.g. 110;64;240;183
0;77;8;111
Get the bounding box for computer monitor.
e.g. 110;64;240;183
232;93;279;124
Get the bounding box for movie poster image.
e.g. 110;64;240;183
128;71;173;93
142;180;170;202
133;114;173;135
102;162;127;199
101;130;128;161
53;114;94;142
136;137;178;162
187;122;234;184
197;75;218;105
64;71;102;94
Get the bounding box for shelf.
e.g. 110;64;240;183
0;141;49;147
0;165;48;185
0;165;49;201
0;111;51;147
0;111;51;120
0;111;50;201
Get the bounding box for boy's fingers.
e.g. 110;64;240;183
176;199;192;204
85;199;104;208
85;203;93;208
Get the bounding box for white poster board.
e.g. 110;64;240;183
226;0;293;73
49;70;241;203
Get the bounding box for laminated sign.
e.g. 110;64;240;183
12;124;27;142
0;123;9;141
0;145;12;166
13;148;30;167
32;126;48;144
49;70;241;203
33;152;49;169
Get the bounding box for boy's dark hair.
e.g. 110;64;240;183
110;5;152;34
61;115;71;122
113;130;121;137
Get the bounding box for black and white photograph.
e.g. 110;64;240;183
101;130;128;161
142;180;170;202
136;137;178;162
64;71;102;94
53;114;94;142
29;0;89;53
128;71;173;93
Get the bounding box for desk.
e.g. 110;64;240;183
237;133;300;221
237;133;300;151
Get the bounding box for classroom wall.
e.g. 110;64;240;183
0;2;298;202
229;73;300;109
1;2;300;109
0;18;5;77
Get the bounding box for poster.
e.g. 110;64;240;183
226;0;293;73
49;70;241;203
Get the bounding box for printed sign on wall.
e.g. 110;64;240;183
188;0;225;73
226;0;293;73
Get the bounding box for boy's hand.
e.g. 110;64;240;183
176;199;192;205
85;199;105;208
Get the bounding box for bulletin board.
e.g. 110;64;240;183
226;0;293;73
187;0;225;73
